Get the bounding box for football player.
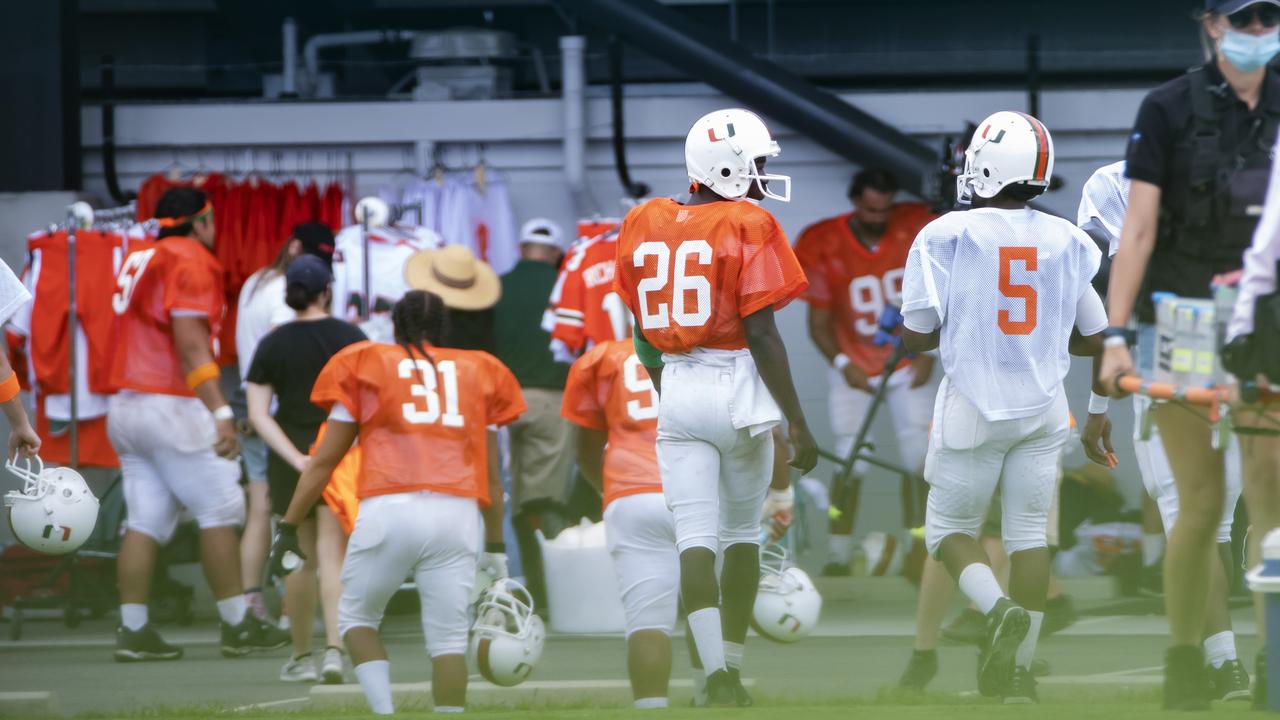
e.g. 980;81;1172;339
901;111;1107;703
793;168;939;576
613;108;818;707
108;187;289;662
269;290;525;715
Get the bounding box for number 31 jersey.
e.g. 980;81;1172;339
901;207;1101;421
311;341;526;503
613;198;808;354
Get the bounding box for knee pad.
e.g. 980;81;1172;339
125;514;179;545
338;599;382;638
194;491;246;530
426;633;469;659
1002;522;1048;556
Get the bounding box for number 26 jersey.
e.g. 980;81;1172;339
613;198;808;354
311;341;526;503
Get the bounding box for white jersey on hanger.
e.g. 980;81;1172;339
901;207;1104;421
1076;161;1130;257
381;173;520;275
331;224;442;343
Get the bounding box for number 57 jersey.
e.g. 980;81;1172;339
901;208;1101;421
311;341;527;504
613;198;808;354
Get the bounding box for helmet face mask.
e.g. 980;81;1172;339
4;456;99;556
751;545;822;643
686;108;791;203
470;578;545;687
957;111;1055;205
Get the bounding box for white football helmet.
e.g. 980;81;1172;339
354;196;390;228
470;578;545;686
685;108;790;203
4;456;99;556
751;545;821;643
956;110;1054;204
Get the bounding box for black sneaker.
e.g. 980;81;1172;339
821;562;851;577
1003;666;1039;705
703;669;737;708
1254;650;1266;711
977;598;1030;697
221;614;291;658
727;667;752;707
1208;659;1251;702
898;649;938;690
114;624;183;662
1041;595;1077;637
941;608;987;646
1163;645;1210;711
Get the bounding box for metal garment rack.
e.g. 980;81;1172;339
356;201;422;321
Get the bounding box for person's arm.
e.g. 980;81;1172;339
281;419;357;526
902;327;940;354
1100;180;1161;394
743;306;817;473
172;314;237;458
246;382;308;472
0;348;38;459
575;425;606;495
481;430;506;546
632;324;663;395
809;306;870;391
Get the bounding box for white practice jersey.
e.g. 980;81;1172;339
1076;161;1129;257
901;207;1102;421
331;224;442;343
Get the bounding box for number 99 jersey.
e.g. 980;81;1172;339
310;341;527;504
613;198;807;354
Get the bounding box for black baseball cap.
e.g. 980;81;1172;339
292;223;336;264
1207;0;1280;14
285;254;332;294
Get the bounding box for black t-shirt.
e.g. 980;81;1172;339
246;317;367;435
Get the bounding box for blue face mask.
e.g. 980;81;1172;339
1221;28;1280;72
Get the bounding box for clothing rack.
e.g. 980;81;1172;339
358;201;423;320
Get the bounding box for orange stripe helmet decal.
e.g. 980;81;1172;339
1014;112;1050;182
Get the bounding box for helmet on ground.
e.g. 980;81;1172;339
470;578;545;686
685;108;791;203
956;110;1054;204
4;456;98;556
751;544;821;643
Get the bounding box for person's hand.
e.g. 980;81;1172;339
268;522;306;581
1081;413;1117;468
7;421;40;460
1099;343;1135;398
214;419;240;460
761;487;795;542
909;353;935;389
787;421;818;474
290;452;310;474
478;551;509;581
841;363;871;392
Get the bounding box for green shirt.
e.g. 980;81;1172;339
493;259;569;390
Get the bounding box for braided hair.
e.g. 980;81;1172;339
392;290;450;371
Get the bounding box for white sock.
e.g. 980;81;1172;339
1204;631;1238;669
433;706;464;714
1016;611;1044;669
354;660;394;715
216;595;248;626
957;563;1005;615
723;641;744;671
634;698;668;709
828;534;854;565
691;669;707;705
120;603;148;631
1142;533;1165;567
687;608;726;675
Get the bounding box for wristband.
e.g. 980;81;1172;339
1088;391;1110;414
1103;335;1129;349
185;362;220;390
0;371;19;404
1102;326;1136;348
212;406;235;422
833;353;851;371
767;486;795;503
484;542;506;554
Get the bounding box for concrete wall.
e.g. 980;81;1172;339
70;85;1148;551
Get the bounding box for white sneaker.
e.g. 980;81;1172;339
321;646;346;685
280;653;318;683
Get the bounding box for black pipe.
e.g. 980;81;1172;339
1027;33;1041;119
554;0;938;197
609;37;649;199
101;55;134;205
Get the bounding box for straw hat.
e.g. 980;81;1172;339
404;245;501;310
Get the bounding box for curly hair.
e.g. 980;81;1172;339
392;290;450;370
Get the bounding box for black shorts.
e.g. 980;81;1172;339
267;423;321;517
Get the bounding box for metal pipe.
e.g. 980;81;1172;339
67;209;78;469
553;0;937;197
303;30;416;88
609;37;648;199
282;17;298;97
560;35;590;213
100;56;133;205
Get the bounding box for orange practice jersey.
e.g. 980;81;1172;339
561;339;660;509
311;341;526;504
794;203;936;377
549;234;631;353
613;198;807;354
109;236;225;396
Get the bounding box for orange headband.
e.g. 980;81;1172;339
155;202;213;229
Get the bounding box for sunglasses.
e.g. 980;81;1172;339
1228;4;1280;29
